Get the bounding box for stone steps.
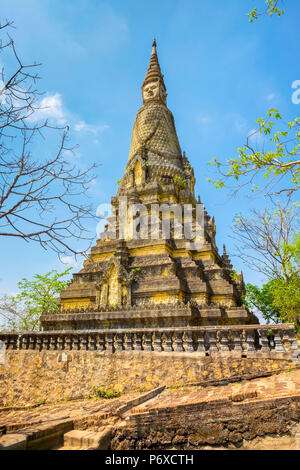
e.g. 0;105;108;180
58;427;112;450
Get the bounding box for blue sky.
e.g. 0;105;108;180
0;0;299;295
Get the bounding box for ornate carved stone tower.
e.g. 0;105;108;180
41;40;258;331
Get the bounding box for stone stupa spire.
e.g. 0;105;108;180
128;39;181;164
142;38;167;105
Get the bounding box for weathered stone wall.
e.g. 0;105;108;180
0;350;293;407
111;394;300;450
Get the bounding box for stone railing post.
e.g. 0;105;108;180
258;329;271;357
175;331;184;352
79;334;88;350
7;335;18;350
3;335;10;350
219;329;230;355
115;332;124;351
207;330;218;356
246;329;256;357
28;334;36;350
232;329;243;358
273;329;286;355
164;332;173;352
282;326;298;354
88;333;97;350
184;331;195;352
196;331;206;356
48;334;57;350
0;335;9;350
65;334;72;350
35;335;42;351
57;335;65;350
134;332;144;351
72;335;80;350
153;331;162;352
20;335;29;350
126;332;134;351
41;335;49;350
144;331;153;351
96;333;106;351
106;332;115;352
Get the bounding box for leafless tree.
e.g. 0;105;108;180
0;294;40;331
0;20;98;257
231;202;299;283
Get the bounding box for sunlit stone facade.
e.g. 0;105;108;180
41;40;258;331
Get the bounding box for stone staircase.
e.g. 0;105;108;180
58;427;113;450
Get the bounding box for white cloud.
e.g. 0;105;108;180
63;149;81;159
27;94;109;140
60;256;80;268
247;128;265;145
196;114;212;125
74;120;109;135
224;113;248;134
28;93;67;125
234;117;247;133
267;93;276;101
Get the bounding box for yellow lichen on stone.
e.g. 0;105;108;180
61;298;92;309
107;264;118;306
134;160;143;186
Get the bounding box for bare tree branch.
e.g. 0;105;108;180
231;202;299;283
0;21;100;256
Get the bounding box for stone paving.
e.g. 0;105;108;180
130;368;300;413
0;392;140;430
1;369;299;439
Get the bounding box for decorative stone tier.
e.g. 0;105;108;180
40;304;258;331
1;324;298;360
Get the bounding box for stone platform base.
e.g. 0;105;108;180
0;350;295;407
112;392;300;450
112;369;300;449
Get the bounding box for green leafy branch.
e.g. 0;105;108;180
248;0;284;22
173;176;186;189
207;110;300;197
0;269;72;331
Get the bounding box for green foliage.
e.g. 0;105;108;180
248;1;284;22
131;267;141;272
173;176;186;189
116;179;121;184
230;270;240;283
0;269;71;331
208;110;300;197
91;386;120;399
238;208;299;329
38;398;47;406
245;275;300;331
269;275;300;327
245;282;281;324
17;269;72;315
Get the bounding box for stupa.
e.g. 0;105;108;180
41;40;258;331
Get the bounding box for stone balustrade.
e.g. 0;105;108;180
0;324;298;359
